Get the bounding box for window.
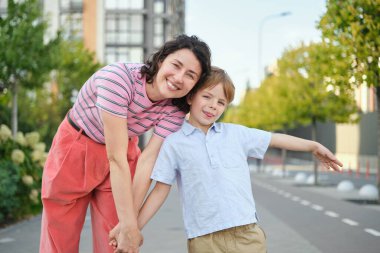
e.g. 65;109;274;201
154;18;164;48
0;0;7;18
0;0;7;9
105;13;143;44
154;0;165;14
60;0;82;11
105;0;143;10
60;13;83;40
105;47;143;63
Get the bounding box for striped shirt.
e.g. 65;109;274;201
70;63;186;144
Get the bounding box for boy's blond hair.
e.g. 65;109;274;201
188;66;235;104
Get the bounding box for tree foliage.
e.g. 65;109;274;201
225;42;357;131
0;0;61;135
0;0;60;89
319;0;380;197
277;42;357;124
319;0;380;87
55;40;102;118
0;0;101;145
1;40;102;146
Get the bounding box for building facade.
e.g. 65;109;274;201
43;0;185;64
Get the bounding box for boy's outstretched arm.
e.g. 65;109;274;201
137;181;172;229
269;133;343;171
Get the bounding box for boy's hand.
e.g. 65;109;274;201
312;143;343;172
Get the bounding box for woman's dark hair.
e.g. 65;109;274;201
141;34;211;113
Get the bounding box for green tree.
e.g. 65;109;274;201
276;42;357;184
14;40;101;146
227;42;357;183
319;0;380;198
55;40;102;118
0;0;60;136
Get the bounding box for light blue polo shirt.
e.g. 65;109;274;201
151;121;272;239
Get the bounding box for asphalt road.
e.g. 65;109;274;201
0;167;379;253
253;173;380;253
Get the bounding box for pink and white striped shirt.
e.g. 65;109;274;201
70;63;186;144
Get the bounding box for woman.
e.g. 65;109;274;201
39;34;211;253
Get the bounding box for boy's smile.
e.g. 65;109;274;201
187;82;227;133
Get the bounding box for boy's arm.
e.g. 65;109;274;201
108;182;171;248
132;134;164;213
269;133;343;171
138;181;172;229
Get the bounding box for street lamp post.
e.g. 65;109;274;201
257;11;291;84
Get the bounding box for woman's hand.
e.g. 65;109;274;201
109;223;144;253
312;143;343;172
115;225;143;253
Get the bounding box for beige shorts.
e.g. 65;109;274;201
187;223;267;253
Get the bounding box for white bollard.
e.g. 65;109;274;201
359;184;379;200
272;170;284;177
294;172;307;184
306;175;315;185
337;180;355;192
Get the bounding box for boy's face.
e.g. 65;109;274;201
187;82;228;133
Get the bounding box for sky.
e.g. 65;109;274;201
185;0;327;104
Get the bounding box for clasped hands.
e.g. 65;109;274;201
108;223;143;253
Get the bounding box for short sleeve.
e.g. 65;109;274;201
153;110;186;138
151;138;178;185
94;63;135;118
238;125;272;159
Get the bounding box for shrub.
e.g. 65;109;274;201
0;124;47;224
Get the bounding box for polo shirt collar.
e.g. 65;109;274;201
182;121;222;136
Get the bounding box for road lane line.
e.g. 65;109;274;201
325;211;339;218
0;237;15;243
342;218;358;226
311;204;324;211
300;200;311;206
364;228;380;237
291;196;300;202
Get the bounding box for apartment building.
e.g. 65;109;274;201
43;0;185;64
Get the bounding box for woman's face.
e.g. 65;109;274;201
150;48;202;101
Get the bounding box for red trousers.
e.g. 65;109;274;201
39;118;141;253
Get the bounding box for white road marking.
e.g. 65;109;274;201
311;204;324;211
325;211;339;218
342;218;359;226
0;237;15;243
256;178;380;239
364;228;380;237
291;196;300;201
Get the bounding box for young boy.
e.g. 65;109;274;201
110;67;342;253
